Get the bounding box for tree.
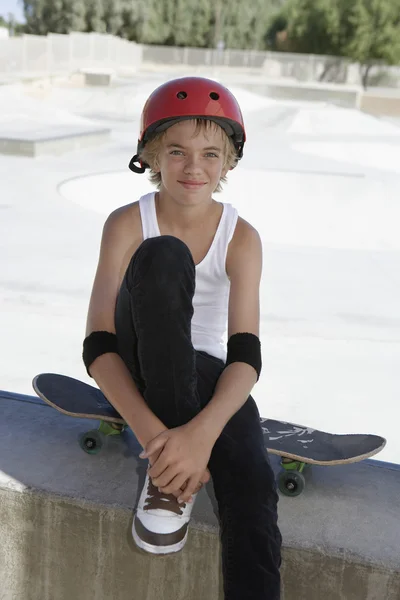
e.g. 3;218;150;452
103;0;123;35
173;0;213;47
85;0;106;33
23;0;86;34
136;0;174;45
265;0;400;86
346;0;400;88
119;0;141;41
273;0;353;56
220;0;281;50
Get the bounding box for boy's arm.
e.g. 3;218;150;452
187;218;262;441
85;208;167;449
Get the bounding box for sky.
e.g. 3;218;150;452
0;0;25;21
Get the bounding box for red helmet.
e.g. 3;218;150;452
129;77;246;173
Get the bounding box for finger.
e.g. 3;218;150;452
148;454;169;479
147;448;163;468
149;450;172;479
171;487;185;499
181;478;202;494
200;469;211;485
178;475;199;504
140;434;168;459
152;465;179;489
159;473;188;496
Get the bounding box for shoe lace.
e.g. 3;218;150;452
144;478;185;516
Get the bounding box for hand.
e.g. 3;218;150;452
140;423;215;504
146;464;210;501
143;438;210;501
182;468;211;497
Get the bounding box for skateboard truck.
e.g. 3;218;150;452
79;421;126;455
279;458;307;497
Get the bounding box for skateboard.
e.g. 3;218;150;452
260;418;385;496
32;373;386;497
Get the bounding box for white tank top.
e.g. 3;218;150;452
139;192;238;361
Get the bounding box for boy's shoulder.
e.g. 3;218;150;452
232;215;261;251
106;200;140;225
101;201;142;251
226;215;262;278
103;201;141;236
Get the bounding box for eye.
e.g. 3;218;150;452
205;152;218;158
170;150;183;155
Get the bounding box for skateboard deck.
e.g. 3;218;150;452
32;373;386;497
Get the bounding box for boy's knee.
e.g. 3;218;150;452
124;235;195;302
126;236;194;281
140;235;193;264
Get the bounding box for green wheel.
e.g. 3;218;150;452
79;429;106;455
278;470;306;497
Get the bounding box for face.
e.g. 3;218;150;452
155;120;229;204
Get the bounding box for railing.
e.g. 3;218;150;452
0;32;399;88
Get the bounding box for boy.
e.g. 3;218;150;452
83;77;282;599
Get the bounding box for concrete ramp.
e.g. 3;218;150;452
1;390;400;599
0;84;110;157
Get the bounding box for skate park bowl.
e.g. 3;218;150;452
0;84;111;157
1;74;400;599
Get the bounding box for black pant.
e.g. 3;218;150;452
115;235;282;600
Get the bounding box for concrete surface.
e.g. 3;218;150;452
243;80;360;108
1;76;400;464
360;91;400;117
1;391;399;599
0;83;111;156
1;71;400;598
0;126;111;157
2;76;399;460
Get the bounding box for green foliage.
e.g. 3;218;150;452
23;0;86;34
268;0;400;85
20;0;281;47
85;0;106;33
265;12;288;50
17;0;400;84
173;0;213;47
346;0;400;65
137;0;175;44
102;0;123;35
275;0;354;56
218;0;281;50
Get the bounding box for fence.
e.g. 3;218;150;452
0;32;142;75
0;32;399;88
141;45;400;88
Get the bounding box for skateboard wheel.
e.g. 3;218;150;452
79;430;105;454
278;470;305;497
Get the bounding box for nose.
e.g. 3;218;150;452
183;153;202;174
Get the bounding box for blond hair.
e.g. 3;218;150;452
139;119;238;193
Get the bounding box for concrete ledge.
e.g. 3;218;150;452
0;126;111;157
1;390;399;599
80;68;115;87
360;91;400;117
261;81;360;108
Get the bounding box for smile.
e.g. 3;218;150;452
178;181;207;189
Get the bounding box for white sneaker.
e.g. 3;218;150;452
132;473;197;555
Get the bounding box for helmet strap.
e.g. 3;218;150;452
129;154;147;174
